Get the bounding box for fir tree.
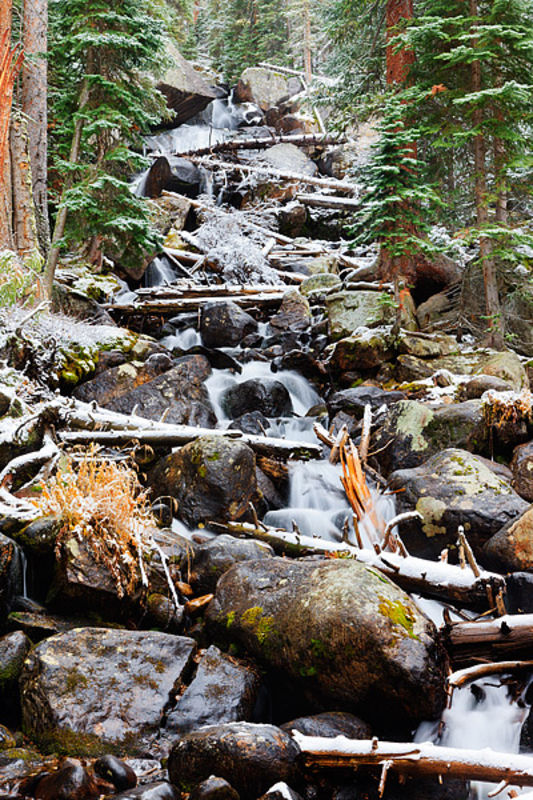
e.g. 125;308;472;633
44;0;167;295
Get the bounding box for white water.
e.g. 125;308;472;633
144;256;178;287
160;328;202;352
417;676;533;800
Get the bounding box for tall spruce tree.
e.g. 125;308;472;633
44;0;166;296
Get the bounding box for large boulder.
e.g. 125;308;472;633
327;386;406;419
148;435;257;527
104;355;217;428
372;400;490;474
20;628;196;755
144;156;202;199
165;645;261;736
0;630;31;724
325;292;395;341
268;290;311;334
157;41;216;124
327;328;395;373
483;505;533;572
73;353;173;406
511;441;533;501
235;67;303;111
168;722;301;798
200;302;258;348
280;711;371;740
389;449;529;559
191;535;274;594
222;379;292;419
207;558;447;731
260;144;316;176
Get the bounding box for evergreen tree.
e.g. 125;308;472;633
44;0;167;295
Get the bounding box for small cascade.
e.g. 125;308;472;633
417;676;533;800
144;256;179;287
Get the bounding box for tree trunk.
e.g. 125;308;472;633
302;0;312;83
21;0;49;255
470;0;503;349
9;110;39;257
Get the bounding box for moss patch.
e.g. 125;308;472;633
378;597;419;640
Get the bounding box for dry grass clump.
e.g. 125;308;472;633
483;388;532;430
32;445;155;599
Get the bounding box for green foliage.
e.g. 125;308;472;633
0;250;43;308
48;0;167;266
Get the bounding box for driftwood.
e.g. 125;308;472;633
190;156;356;194
58;426;322;461
297;192;360;211
444;615;533;666
221;520;504;608
176;132;345;158
293;733;533;790
448;661;533;689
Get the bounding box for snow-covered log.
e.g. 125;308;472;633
445;615;533;666
448;661;533;689
176;132;345;157
292;732;533;788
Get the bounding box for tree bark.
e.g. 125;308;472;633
21;0;50;255
9;110;39;257
302;0;312;83
445;614;533;666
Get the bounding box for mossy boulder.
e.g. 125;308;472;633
73;352;173;407
475;350;528;390
148;435;257;527
327;328;395;373
397;332;460;360
300;273;341;296
207;558;447;732
20;628;196;755
373;399;490;474
326;291;395;341
483;505;533;572
389;448;529;559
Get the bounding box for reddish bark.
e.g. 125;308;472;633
0;8;24;250
386;0;415;86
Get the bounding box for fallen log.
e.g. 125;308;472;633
176;132;345;157
222;520;504;609
58;427;322;461
107;291;286;315
190;156;357;194
297;192;360;211
292;733;533;790
135;282;288;299
444;615;533;666
448;661;533;689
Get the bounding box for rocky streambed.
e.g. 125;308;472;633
1;83;533;800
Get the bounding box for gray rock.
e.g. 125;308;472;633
261;144;316;176
327;328;395;373
0;533;22;627
165;645;261;735
0;630;31;692
157;41;216;124
511;440;533;501
327;386;405;419
268;290;311;334
200;302;258;348
326;292;394;341
192;535;274;595
460;374;513;399
389;448;529;559
235;67;303;110
207;558;447;730
113;782;179;800
148;436;257;527
222;378;292;419
168;722;301;798
20;628;196;755
281;711;371;740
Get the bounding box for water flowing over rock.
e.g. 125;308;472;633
222;378;293;419
167;722;301;798
207;558;447;731
20;628;196;755
200;302;258;348
389;448;529;559
148;435;257;527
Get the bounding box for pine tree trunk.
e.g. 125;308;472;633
21;0;50;255
10;110;39;257
470;0;503;349
302;0;312;82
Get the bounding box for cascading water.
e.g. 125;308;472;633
416;676;533;800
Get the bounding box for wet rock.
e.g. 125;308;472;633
231;411;271;436
15;515;60;557
192;535;274;595
33;762;106;800
146;593;184;633
207;558;447;731
167;722;301;798
189;776;240;800
105;355;217;427
327;386;406;419
281;711;371;740
20;628;196;755
389;448;529;559
460;374;513;400
6;609;78;643
200;302;258;348
113;782;179;800
511;440;533;501
259;784;303;800
235;67;303;111
0;747;49;794
148;436;257;527
73;354;173;406
483;505;533;572
268;290;311;335
326;292;395;341
0;630;31;724
327;329;395;373
94;754;137;791
394;775;470;800
157;41;216;125
505;572;533;614
222;378;292;419
165;645;261;735
372;400;490;475
0;533;22;627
